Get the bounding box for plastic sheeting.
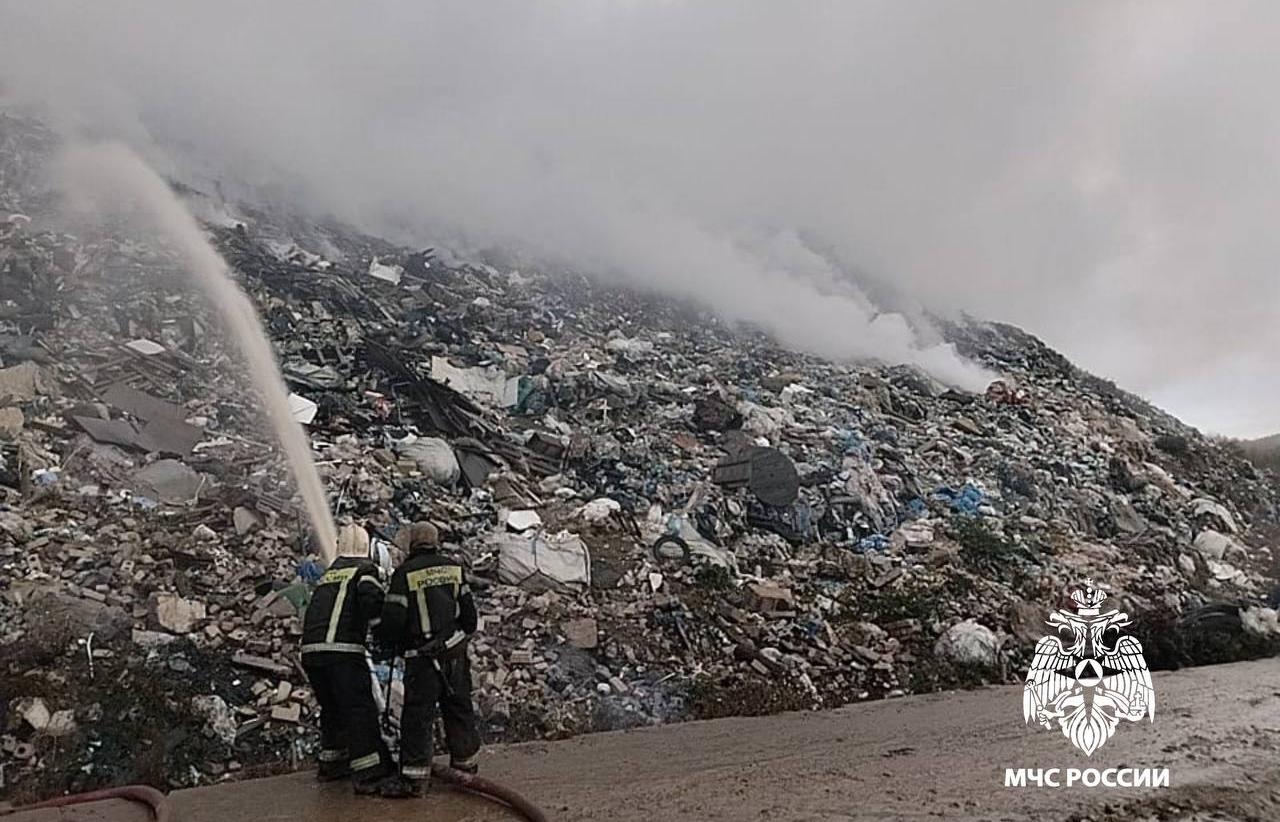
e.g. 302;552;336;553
396;435;461;485
430;356;520;407
933;483;986;515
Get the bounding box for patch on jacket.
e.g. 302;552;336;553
320;566;358;585
407;565;461;590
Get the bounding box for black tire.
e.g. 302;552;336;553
651;534;691;565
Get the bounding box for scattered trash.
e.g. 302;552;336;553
395;435;461;485
430;356;520;408
505;509;543;532
896;521;935;549
577;497;621;523
192;695;238;745
0;362;53;403
14;698;51;733
0;406;23;439
287;393;318;425
1191;498;1238;534
367;257;403;285
124;338;167;356
713;446;800;507
934;620;1000;667
132;459;204;502
155;594;208;634
495;531;592;593
933;484;986;516
1193;530;1246;563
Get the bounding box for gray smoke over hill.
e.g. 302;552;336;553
3;2;1280;427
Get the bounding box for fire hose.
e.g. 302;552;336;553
3;774;547;821
1;785;174;821
432;763;549;822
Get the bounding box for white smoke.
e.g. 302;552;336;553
6;2;1280;429
0;1;998;391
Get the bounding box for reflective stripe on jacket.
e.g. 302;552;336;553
379;550;476;651
302;556;384;658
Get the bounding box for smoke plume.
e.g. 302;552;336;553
4;2;1280;430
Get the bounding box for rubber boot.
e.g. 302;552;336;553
379;775;423;799
450;759;479;775
317;760;351;782
352;772;387;796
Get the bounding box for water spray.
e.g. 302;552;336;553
58;142;338;562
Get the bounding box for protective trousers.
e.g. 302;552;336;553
303;656;389;783
399;652;481;779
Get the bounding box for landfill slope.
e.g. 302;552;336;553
3;109;1280;801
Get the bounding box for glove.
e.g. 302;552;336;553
417;634;448;658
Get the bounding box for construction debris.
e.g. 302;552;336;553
0;406;22;439
154;594;208;634
934;620;1001;668
563;618;599;650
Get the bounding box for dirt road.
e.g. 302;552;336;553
12;657;1280;821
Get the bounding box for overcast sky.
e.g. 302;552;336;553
2;1;1277;435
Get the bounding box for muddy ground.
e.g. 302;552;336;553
7;656;1280;821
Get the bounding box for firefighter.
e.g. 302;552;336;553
379;521;481;796
301;523;392;795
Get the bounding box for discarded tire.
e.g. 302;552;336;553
652;534;691;565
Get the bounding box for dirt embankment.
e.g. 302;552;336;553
9;657;1279;822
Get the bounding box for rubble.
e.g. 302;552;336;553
0;362;52;403
745;581;795;613
269;703;302;724
1193;530;1247;562
563;618;599;650
0;406;22;439
191;695;238;745
231;654;293;678
154;594;208;634
3;109;1280;800
132;459;204;502
934;620;1001;668
233;506;262;535
13;698;51;733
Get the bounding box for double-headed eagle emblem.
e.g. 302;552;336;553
1023;580;1154;755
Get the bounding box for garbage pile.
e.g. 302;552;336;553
3;110;1280;799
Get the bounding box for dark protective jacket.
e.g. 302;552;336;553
301;556;385;660
379;549;477;656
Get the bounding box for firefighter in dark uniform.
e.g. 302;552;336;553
380;521;481;795
301;524;391;794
